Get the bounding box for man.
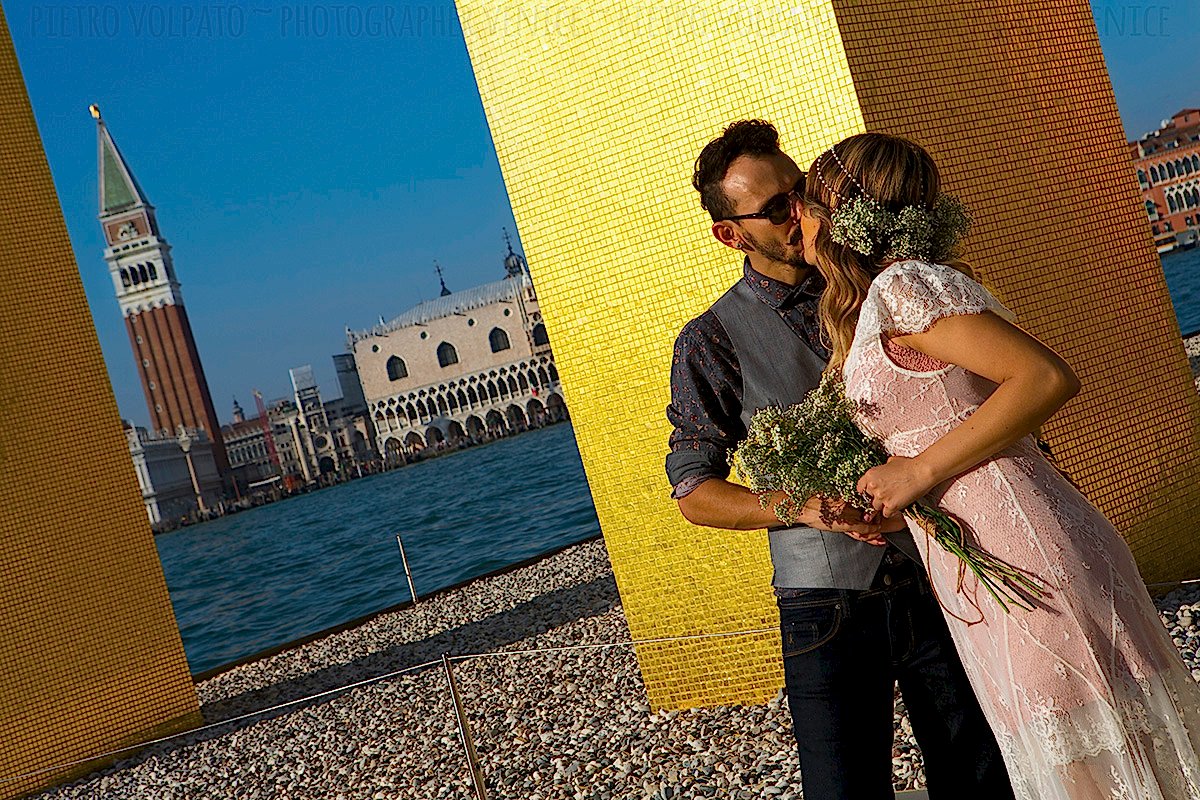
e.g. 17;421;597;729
665;120;1015;799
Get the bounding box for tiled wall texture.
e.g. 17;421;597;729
455;0;1200;709
0;7;200;798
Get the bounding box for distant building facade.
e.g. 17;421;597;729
1129;108;1200;251
349;240;566;463
221;398;284;490
221;359;378;493
125;423;223;525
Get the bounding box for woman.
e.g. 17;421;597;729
799;132;1200;799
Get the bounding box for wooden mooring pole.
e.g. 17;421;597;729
395;533;419;603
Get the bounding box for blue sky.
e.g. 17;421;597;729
5;0;1198;427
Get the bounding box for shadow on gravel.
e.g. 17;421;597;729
201;573;620;724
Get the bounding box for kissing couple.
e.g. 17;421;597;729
666;120;1200;799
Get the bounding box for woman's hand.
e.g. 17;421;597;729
856;456;937;519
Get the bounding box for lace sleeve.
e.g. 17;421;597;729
873;260;1014;336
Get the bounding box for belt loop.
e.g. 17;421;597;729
838;588;851;620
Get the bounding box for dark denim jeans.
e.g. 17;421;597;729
778;553;1015;800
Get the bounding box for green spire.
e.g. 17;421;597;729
93;106;150;215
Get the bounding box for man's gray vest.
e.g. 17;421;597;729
711;280;919;589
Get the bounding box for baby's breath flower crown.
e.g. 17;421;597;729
815;143;972;262
831;194;972;262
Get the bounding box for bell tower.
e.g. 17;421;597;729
92;105;229;477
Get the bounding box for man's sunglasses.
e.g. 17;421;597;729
717;177;805;226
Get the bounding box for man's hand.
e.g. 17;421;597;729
675;479;905;544
766;491;904;546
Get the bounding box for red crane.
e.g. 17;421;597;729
253;389;282;474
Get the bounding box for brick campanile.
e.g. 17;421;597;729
92;106;229;477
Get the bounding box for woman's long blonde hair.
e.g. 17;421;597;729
804;133;970;371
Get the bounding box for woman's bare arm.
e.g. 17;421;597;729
856;311;1080;518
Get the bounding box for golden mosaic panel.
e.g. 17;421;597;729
830;0;1200;583
0;8;200;797
457;0;1200;709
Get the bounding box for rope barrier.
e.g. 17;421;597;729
450;626;778;662
1147;576;1200;590
0;657;443;787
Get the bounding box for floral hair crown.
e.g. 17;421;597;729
817;145;972;262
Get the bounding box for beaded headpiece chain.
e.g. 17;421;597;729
815;144;971;261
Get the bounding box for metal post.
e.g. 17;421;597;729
396;534;419;603
442;654;489;800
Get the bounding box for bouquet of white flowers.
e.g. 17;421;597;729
732;373;1044;618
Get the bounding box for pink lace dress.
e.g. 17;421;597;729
843;259;1200;799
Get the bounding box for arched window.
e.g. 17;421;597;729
487;381;498;400
1145;199;1156;217
1193;155;1199;172
1167;161;1177;179
139;264;150;283
538;366;550;386
532;323;550;346
1168;194;1179;213
416;399;429;419
467;386;479;406
508;376;519;394
406;403;418;422
489;327;511;353
129;266;140;285
549;363;559;382
518;373;529;391
457;389;468;408
120;268;131;287
1150;165;1159;183
147;262;158;280
437;342;459;367
387;356;408;381
1138;169;1147;185
437;395;449;415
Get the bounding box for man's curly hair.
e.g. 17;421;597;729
692;120;782;221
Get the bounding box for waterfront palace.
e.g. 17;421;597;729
1130;107;1200;252
349;238;565;463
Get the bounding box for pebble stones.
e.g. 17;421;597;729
30;538;1200;799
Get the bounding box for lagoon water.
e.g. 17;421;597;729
155;423;600;674
1161;246;1200;335
159;249;1200;675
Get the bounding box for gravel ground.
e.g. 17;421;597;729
30;339;1200;799
30;534;1200;800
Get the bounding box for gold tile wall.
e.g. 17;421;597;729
457;0;1200;710
0;8;200;798
829;0;1200;582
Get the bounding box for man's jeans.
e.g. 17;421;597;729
778;551;1015;800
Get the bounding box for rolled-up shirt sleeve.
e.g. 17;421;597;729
665;312;745;499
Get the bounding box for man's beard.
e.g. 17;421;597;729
744;231;807;267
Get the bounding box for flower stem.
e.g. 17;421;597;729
904;502;1046;616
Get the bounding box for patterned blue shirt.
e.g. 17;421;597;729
665;258;828;498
